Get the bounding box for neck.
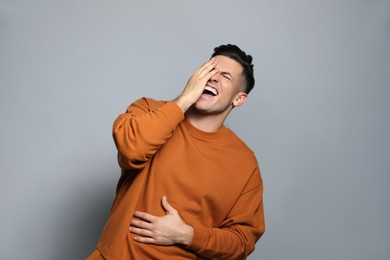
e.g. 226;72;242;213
185;107;230;132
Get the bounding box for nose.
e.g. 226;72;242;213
209;72;220;83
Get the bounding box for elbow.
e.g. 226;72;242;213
113;133;148;170
113;117;148;169
240;226;265;259
117;152;147;170
113;124;146;161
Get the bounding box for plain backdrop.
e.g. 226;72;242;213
1;0;389;259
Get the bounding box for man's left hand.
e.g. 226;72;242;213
129;196;194;246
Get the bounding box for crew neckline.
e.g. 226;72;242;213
183;119;228;140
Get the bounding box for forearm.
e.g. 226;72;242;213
129;185;264;259
186;222;263;260
186;185;265;259
173;96;192;114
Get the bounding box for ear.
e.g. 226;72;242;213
232;92;248;107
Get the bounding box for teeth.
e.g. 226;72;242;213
204;86;218;95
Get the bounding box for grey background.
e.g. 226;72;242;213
1;0;389;259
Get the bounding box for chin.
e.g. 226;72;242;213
192;104;212;114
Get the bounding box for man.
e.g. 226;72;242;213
88;44;265;259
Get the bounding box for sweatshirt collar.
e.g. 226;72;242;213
183;119;228;140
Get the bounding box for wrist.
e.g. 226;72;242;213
178;224;194;246
173;96;192;113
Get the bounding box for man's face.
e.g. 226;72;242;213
193;55;247;115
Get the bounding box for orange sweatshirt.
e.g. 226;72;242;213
92;98;265;259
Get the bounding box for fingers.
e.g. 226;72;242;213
133;236;156;244
195;58;214;72
133;211;155;222
196;58;219;79
130;225;158;244
129;217;154;242
205;65;219;80
130;218;153;229
129;225;153;238
196;57;216;74
161;196;177;215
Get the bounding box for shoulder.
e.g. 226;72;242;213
225;128;255;155
225;128;258;164
224;129;263;190
126;97;168;112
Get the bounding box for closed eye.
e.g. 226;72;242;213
221;72;233;81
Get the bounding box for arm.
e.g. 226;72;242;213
187;182;265;259
113;98;184;170
114;58;219;170
130;168;265;259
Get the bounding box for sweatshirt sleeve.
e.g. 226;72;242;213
113;98;184;170
186;167;265;259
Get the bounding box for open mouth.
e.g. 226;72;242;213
203;86;218;96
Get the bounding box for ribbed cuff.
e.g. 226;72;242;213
185;222;207;253
160;101;185;126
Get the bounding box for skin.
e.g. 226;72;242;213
130;196;193;245
177;55;248;132
129;55;249;246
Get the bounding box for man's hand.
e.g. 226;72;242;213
174;58;219;112
129;196;194;246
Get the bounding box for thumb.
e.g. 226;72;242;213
162;196;177;215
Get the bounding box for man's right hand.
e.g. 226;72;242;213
174;58;219;113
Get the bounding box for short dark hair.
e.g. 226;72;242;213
211;44;255;94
